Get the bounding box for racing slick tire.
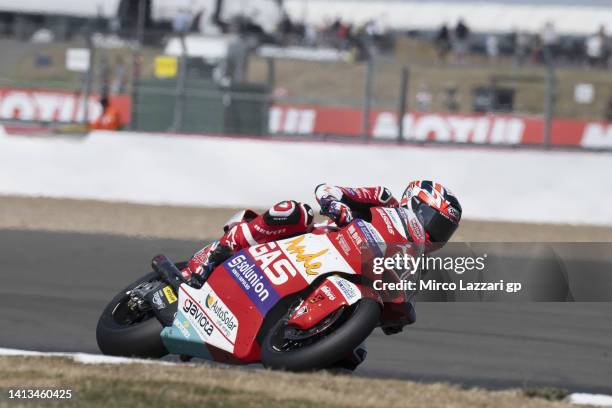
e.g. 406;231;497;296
261;298;381;372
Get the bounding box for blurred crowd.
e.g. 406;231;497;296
171;3;610;68
163;4;394;61
274;13;394;59
433;19;610;68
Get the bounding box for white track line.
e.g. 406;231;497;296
568;394;612;407
1;347;611;406
0;347;182;365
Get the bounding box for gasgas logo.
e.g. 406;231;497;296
284;235;328;276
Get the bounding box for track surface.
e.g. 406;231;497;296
1;229;611;393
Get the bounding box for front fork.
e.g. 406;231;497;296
287;275;382;330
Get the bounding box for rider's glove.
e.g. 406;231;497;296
197;241;233;282
320;199;353;227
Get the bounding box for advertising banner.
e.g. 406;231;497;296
0;87;131;125
270;104;612;149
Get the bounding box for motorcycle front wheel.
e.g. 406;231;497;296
261;298;381;372
96;262;186;358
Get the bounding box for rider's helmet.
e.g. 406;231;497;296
400;180;462;244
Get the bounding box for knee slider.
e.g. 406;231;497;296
264;201;314;227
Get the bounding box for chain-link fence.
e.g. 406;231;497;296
0;20;610;148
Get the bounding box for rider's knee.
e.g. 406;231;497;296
263;200;314;230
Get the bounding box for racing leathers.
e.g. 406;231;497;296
181;184;400;281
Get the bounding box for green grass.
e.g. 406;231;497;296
0;356;576;408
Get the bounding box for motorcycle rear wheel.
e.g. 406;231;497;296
261;298;381;372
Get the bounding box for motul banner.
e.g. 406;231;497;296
0;87;131;125
269;105;612;149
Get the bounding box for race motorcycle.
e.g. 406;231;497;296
96;206;421;371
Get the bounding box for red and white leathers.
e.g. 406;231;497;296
314;184;399;226
183;200;314;278
182;185;399;279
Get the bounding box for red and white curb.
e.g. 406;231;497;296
1;347;611;406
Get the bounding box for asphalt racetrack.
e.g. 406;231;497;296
1;229;611;394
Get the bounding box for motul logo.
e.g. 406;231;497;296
269;106;316;134
581;123;612;148
373;112;525;144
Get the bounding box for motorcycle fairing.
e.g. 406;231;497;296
288;275;369;329
200;232;358;359
247;233;355;293
164;214;408;362
161;282;240;360
160;311;214;360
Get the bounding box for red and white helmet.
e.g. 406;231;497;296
400;180;462;243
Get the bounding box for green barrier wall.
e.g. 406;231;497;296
133;79;269;135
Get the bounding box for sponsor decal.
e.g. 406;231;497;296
224;253;280;314
386;208;408;239
328;276;362;305
173;317;191;339
347;225;364;251
355;219;384;257
250;242;299;285
345;187;357;195
183;298;214;337
336;234;351;255
377;208;396;236
320;285;336;301
254;224;287;236
284;235;328;276
448;206;461;220
409;217;425;243
151;290;165;309
162;286;177;304
204;292;238;341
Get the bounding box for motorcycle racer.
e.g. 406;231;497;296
169;181;460;371
100;181;462;372
182;180;462;284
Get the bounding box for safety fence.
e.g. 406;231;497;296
0;27;610;150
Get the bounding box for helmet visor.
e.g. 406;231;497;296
412;199;458;243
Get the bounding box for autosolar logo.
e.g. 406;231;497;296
224;253;280;314
205;293;238;340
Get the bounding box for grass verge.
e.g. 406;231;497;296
0;356;575;408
